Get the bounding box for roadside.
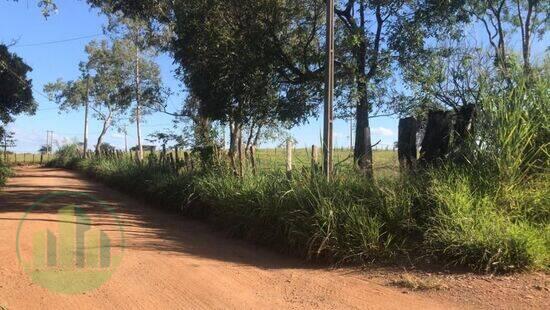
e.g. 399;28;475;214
0;166;547;309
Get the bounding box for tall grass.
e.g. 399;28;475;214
423;73;550;272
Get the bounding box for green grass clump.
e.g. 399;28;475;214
0;162;12;186
424;167;549;272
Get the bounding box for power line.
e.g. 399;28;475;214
12;34;104;48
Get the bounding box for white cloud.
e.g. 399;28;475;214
371;127;394;137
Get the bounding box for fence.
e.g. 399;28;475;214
1;153;53;165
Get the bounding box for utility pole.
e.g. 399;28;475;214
83;75;90;158
46;131;53;154
323;0;335;180
135;45;144;162
124;125;128;153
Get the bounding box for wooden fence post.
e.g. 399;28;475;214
250;146;257;176
311;145;319;174
419;110;452;165
169;152;176;172
398;117;418;171
286;139;293;178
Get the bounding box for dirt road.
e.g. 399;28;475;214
0;167;545;309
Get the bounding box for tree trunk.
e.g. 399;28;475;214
83;77;90;159
354;81;373;176
228;121;241;175
237;128;244;177
135;47;144;162
352;2;374;177
96;114;112;156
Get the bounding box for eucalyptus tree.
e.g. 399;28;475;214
462;0;549;74
0;44;36;132
44;64;92;157
45;40;132;155
104;15;168;161
0;129;16;160
87;0;325;146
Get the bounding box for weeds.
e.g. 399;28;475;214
389;273;444;291
0;161;12;187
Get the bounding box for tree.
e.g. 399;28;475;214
400;41;487;114
331;0;468;176
0;129;16;160
0;44;36;131
463;0;548;74
85;0;327;175
44;65;92;157
8;0;57;17
104;15;168;161
45;40;132;155
170;0;327;175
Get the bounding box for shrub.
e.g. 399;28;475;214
0;162;12;186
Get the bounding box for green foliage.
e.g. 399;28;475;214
424;167;549;272
0;44;36;125
47;144;82;169
0;161;12;186
422;72;550;273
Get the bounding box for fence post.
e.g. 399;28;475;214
311;145;319;174
250;146;257;176
286;139;293;178
398;117;418;171
32;154;35;164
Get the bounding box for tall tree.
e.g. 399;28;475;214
463;0;548;74
172;0;322;173
0;44;36;131
0;129;16;160
44;64;92;157
105;15;168;161
45;40;132;155
332;0;467;176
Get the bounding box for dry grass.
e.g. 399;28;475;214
389;273;445;291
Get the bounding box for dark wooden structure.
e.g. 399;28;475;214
419;111;452;165
397;117;418;171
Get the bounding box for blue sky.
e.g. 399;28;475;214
0;0;546;152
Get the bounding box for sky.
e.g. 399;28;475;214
0;0;547;153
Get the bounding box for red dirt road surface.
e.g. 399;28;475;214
0;167;547;309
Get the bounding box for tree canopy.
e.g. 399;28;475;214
0;44;36;127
